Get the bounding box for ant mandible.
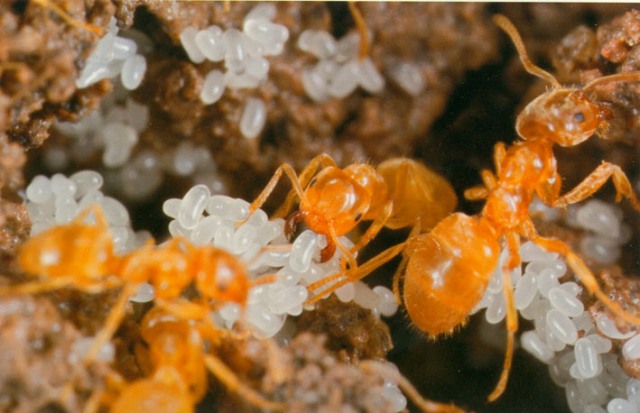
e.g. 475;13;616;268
306;14;640;403
91;307;285;413
243;155;456;270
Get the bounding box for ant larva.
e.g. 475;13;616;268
243;154;456;270
306;14;640;403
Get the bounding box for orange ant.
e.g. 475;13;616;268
5;204;282;409
305;14;640;403
243;154;456;270
91;307;285;413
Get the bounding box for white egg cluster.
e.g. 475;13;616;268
161;184;399;339
24;170;149;254
298;29;384;102
76;18;149;90
180;3;288;104
474;198;639;413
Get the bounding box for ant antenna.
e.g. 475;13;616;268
493;14;562;90
348;2;369;61
583;71;640;93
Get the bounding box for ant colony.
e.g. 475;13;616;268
4;2;640;413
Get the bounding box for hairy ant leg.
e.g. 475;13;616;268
203;354;286;411
550;162;640;210
273;153;338;219
525;223;640;326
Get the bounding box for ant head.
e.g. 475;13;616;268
516;89;601;147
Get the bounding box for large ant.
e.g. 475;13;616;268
5;205;281;410
243;155;457;269
92;307;285;412
306;14;640;402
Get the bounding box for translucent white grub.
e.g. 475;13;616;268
223;28;248;74
231;224;258;255
535;268;560;297
574;337;601;379
559;281;582;297
54;197;79;225
240;97;267;139
51;173;77;198
120;152;163;202
267;285;308;315
244;3;277;24
180;26;206;63
622;333;640;361
581;235;622;266
546;309;578;344
514;271;537;310
289;230;319;273
388;61;425;96
352;282;380;310
246;56;269;80
244;305;285;338
178;185;210;230
548;286;584;317
207;195;249;221
627;379;640;406
566;381;587;413
576;377;609;407
521;330;554;363
26;175;52;203
301;67;330;103
544;326;567;352
297;30;337;59
195;26;225;62
100;122;138;167
576;199;622;239
328;59;360;98
335;282;356;303
585;334;612;354
373;286;398;317
112;36;138;60
596;314;636;340
162;198;181;219
485;291;506;324
381;381;407;413
224;71;261;90
520;241;558;262
100;196;130;227
199;69;226;105
70;170;103;198
191;215;227;246
243;19;289;46
607;398;636;413
335;32;360;63
527;259;566;279
121;54;146;90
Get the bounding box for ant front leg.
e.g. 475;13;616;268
551;161;640;211
273;154;338;219
240;164;306;226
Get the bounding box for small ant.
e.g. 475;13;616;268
6;204;281;409
306;14;640;403
243;154;456;270
94;307;285;412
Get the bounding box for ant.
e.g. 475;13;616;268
5;204;281;409
305;14;640;403
91;307;285;412
243;154;456;270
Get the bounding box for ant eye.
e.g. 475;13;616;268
573;112;585;123
354;213;362;221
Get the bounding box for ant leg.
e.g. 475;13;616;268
156;298;209;321
273;154;338;219
85;283;136;364
551;162;640;211
360;360;468;413
527;232;640;326
488;232;520;402
31;0;103;36
464;186;489;201
348;1;369;60
350;201;393;254
0;277;71;296
391;224;423;303
204;354;286;411
329;225;358;270
493;142;507;175
306;242;406;305
240;164;305;226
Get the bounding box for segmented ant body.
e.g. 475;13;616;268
100;307;284;412
6;205;284;410
244;154;456;269
307;14;640;402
